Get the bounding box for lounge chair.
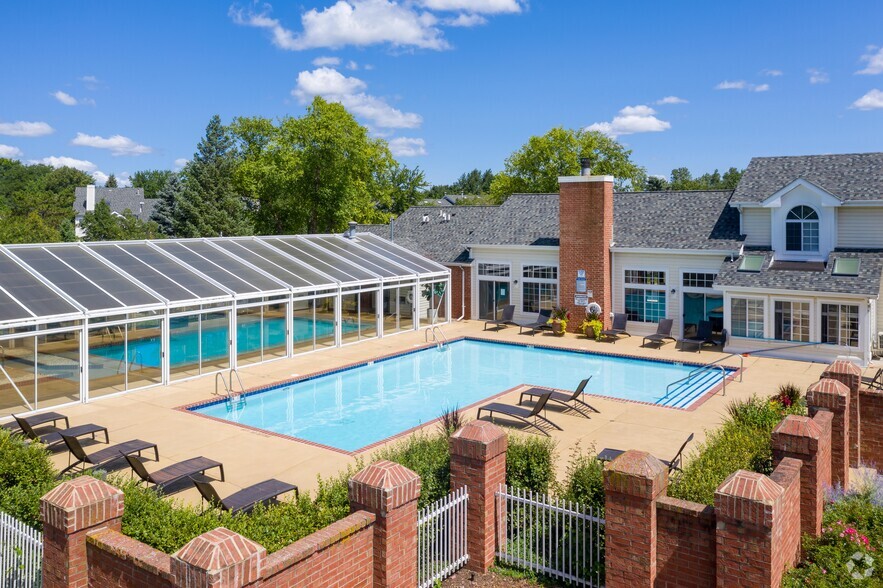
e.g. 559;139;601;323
642;319;676;348
193;477;298;514
519;309;553;335
678;320;713;352
517;378;599;418
863;368;883;390
60;434;158;474
13;414;108;447
477;390;563;436
600;313;630;343
597;433;695;472
707;328;728;348
484;305;517;331
126;454;224;493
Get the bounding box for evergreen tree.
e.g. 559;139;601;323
150;174;183;236
59;220;76;242
81;199;122;241
104;174;118;188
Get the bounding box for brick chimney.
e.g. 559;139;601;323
557;159;614;331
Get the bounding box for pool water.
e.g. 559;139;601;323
190;339;730;452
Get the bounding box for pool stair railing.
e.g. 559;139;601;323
116;348;144;374
424;325;448;349
216;368;247;409
662;353;744;406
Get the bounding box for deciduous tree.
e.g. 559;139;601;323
131;169;176;199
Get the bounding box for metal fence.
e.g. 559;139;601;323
496;485;604;587
417;486;469;588
0;510;42;588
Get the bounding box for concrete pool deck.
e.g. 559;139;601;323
32;320;834;507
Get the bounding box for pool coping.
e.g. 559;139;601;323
175;335;743;455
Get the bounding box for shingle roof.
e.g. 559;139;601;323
733;153;883;203
467;194;560;247
73;187;157;222
714;250;883;296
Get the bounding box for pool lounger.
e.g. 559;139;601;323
127;454;225;493
60;434;159;474
193;477;298;514
12;413;109;448
597;433;695;472
642;318;676;348
477;390;563;436
484;304;517;331
517;377;599;418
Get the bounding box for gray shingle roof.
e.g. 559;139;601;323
732;153;883;203
714;250;883;296
73;187;157;222
467;194;560;247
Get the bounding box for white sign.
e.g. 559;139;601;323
577;269;586;279
574;295;589;307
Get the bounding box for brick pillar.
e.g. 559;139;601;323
558;173;614;331
41;476;125;588
349;460;421;588
171;527;265;587
603;450;668;588
822;360;862;466
449;420;507;573
807;378;850;487
771;413;833;538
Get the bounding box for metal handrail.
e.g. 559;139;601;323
0;345;5;365
424;325;448;348
215;372;230;397
0;363;32;411
228;369;245;397
666;363;729;398
689;353;744;383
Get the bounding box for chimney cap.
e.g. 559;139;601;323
579;157;592;176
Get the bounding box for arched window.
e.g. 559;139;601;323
785;205;819;252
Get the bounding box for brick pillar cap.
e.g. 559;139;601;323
172;527;265;583
773;414;823;439
40;475;123;533
807;378;850;395
450;420;508;461
823;360;862;377
349;460;421;513
716;470;783;505
603;450;668;499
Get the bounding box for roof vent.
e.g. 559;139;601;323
579;157;592;176
422;214;429;223
344;220;358;238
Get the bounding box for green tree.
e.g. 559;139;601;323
0;159;53;204
644;175;670;191
104;174;118;188
721;167;744;189
131;169;176;199
381;164;428;216
489;127;646;202
150;174;184;236
81;199;122;241
451;168;494;195
669;167;696;190
118;210;161;240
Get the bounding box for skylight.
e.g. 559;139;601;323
832;257;861;276
738;254;764;273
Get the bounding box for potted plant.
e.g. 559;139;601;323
547;306;570;335
422;283;446;323
580;307;604;341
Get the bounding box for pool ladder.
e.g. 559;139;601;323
664;353;744;399
216;369;247;408
424;325;448;349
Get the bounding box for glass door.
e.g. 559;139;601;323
478;280;510;320
683;292;724;337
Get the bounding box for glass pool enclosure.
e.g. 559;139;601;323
0;233;450;416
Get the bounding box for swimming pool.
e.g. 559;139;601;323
189;339;730;452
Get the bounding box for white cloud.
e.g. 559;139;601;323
417;0;522;13
752;83;770;92
53;91;78;106
761;69;783;77
808;68;829;84
655;96;688;105
0;144;23;159
174;158;189;169
31;156;97;172
857;46;883;75
0;120;55;137
388;137;427;156
346;60;359;70
851;89;883;110
71;132;152;156
445;13;487;26
231;0;448;51
91;170;109;185
715;80;769;92
293;67;422;128
312;56;341;66
586;104;671;139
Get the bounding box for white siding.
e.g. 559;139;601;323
741;208;771;247
470;246;560;324
837;207;883;249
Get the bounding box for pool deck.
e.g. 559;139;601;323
30;320;834;507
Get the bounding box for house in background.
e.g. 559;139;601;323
361;152;883;365
73;185;158;237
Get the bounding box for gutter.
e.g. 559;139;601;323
457;266;466;321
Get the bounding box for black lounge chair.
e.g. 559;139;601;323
519;309;553;335
484;305;517;330
12;414;108;447
707;328;728;348
597;433;695;472
642;318;676;348
517;378;599;418
477;390;563;436
678;320;713;352
600;313;630;342
193;477;298;514
863;368;883;390
126;454;225;493
61;434;158;474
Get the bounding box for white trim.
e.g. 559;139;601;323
557;175;614;183
464;244;560;251
715;285;876;300
611;247;737;256
759;178;842;208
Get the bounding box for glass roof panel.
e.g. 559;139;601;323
833;257;861;276
0;288;31;323
209;240;326;290
152;242;262;295
10;247;121;311
310;236;410;278
267;238;375;282
47;246;162;307
0;250;80;318
738;255;765;273
115;244;229;299
86;244;199;302
177;242;289;292
350;236;432;274
355;233;448;273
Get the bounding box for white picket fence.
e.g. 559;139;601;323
496;485;604;587
417;486;469;588
0;510;42;588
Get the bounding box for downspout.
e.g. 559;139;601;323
457;266;466;321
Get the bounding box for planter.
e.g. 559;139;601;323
551;321;565;336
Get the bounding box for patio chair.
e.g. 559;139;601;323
476;390;563;436
678;320;713;352
642;319;676;348
518;308;553;335
517;377;599;418
863;368;883;390
484;305;517;331
600;313;630;343
60;433;158;474
126;454;225;493
193;477;299;514
13;414;108;448
597;433;695;472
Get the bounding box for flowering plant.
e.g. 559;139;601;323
547;306;571;334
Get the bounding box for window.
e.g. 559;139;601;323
821;304;859;347
624;270;665;285
523;265;558;280
774;301;810;342
478;263;509;277
832;258;861;276
731;298;764;338
683;272;717;289
522;265;557;313
738;255;764;272
624;270;665;322
785;206;819;252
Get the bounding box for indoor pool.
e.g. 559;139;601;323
190;339;731;452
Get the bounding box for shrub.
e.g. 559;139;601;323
506;434;556;494
372;432;450;507
558;445;604;512
0;429;58;527
437;404;467;437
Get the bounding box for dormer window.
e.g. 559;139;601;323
785;206;819;252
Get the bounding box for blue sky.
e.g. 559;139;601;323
1;1;882;186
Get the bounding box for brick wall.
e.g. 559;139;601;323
447;264;472;320
860;388;883;468
86;529;174;587
655;497;715;588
